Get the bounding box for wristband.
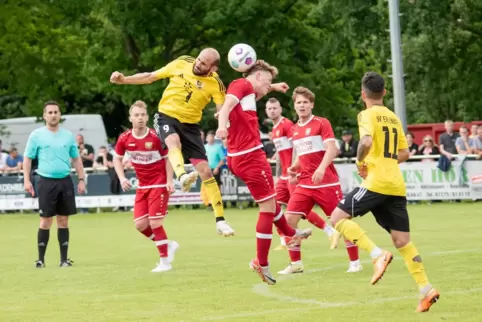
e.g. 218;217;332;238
78;178;85;182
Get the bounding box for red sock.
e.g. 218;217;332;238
287;240;301;262
140;226;154;240
152;226;168;258
256;212;274;267
305;211;326;229
276;227;284;237
345;239;359;261
273;205;296;237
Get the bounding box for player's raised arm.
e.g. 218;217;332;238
110;60;178;85
215;95;239;139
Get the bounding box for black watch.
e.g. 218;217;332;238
78;178;85;182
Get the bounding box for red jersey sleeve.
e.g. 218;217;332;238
115;133;127;156
283;119;294;137
158;138;168;157
226;78;250;101
320;118;335;143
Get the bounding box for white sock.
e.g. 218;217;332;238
350;259;360;266
323;225;334;237
291;260;302;265
420;284;432;296
370;247;383;259
280;237;286;246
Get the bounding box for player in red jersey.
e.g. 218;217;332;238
216;61;312;285
113;100;179;273
281;87;362;274
266;98;339;251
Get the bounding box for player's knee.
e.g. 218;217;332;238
258;198;276;213
330;207;349;226
286;214;299;228
165;133;181;148
149;218;164;229
391;231;410;248
196;162;212;179
135;218;149;231
56;216;69;228
39;217;53;229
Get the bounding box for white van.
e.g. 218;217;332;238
0;114;109;155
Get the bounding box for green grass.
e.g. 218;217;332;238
1;203;481;321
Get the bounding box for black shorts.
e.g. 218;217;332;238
154;112;207;162
37;176;77;217
337;187;409;233
213;170;222;186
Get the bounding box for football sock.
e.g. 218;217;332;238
306;211;327;229
288;241;301;262
256;212;274;267
398;242;430;291
200;183;210;206
57;228;69;262
152;226;168;258
37;228;50;262
273;205;296;237
140;226;154;240
168;148;186;179
202;177;225;222
345;239;359;261
335;219;379;257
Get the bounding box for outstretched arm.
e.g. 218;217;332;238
110;71;160;85
215;95;239;139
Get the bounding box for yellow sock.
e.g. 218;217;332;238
203;177;225;220
398;242;430;291
335;219;377;254
200;183;210;206
168;148;186;178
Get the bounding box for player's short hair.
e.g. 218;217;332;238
243;60;278;79
292;86;315;103
361;72;385;100
266;97;280;105
43;100;60;112
129;100;147;113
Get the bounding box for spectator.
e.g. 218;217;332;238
76;134;95;168
469;124;478;139
94;146;114;169
472;125;482;157
418;135;439;162
204;130;225;186
406;132;419;157
439;120;459;159
455;125;474;155
221;138;228;169
6;147;23;171
0;140;7;171
339;129;357;158
263;131;277;159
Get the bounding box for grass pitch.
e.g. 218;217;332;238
1;203;481;321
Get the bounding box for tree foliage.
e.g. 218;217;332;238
0;0;481;140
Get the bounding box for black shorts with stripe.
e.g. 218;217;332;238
154;112;207;162
337;187;409;233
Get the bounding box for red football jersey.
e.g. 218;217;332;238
272;117;294;178
290;115;339;188
115;128;168;188
225;78;263;156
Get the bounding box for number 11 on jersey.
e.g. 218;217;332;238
382;126;398;159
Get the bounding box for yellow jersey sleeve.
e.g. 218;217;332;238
152;60;178;80
212;75;226;105
357;111;375;138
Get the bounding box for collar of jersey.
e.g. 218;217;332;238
297;115;314;127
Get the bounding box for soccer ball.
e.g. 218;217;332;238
228;44;257;72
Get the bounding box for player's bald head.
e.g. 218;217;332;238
199;48;220;67
193;48;220;76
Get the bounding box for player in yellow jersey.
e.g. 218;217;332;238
110;48;235;237
330;72;440;312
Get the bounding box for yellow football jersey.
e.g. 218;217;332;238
153;56;226;124
357;105;408;196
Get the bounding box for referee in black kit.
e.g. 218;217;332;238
23;101;86;268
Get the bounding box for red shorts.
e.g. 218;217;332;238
133;187;169;221
228;149;276;203
286;185;343;217
275;178;295;205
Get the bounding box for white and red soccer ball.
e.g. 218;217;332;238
228;44;257;72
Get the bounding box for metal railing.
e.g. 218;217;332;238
0;154;480;176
